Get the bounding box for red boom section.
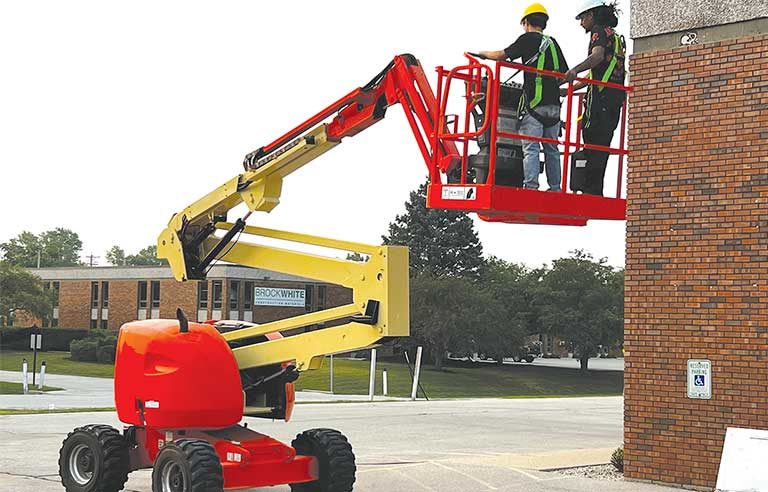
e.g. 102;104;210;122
115;320;243;429
244;54;460;174
244;53;631;226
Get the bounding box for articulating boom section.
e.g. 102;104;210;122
156;55;459;371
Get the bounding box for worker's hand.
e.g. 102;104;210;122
564;69;577;83
559;87;569;97
470;92;486;103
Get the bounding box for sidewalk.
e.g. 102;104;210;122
0;371;404;409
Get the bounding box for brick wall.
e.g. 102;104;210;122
109;280;138;330
625;35;768;488
58;281;91;328
159;279;198;320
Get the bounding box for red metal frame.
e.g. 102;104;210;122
429;54;632;225
247;53;631;226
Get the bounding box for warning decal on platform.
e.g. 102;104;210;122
441;186;477;201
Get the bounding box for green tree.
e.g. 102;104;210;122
126;245;166;266
105;246;127;266
383;181;484;278
0;229;83;267
345;252;369;262
409;274;479;370
473;257;540;364
0;262;52;326
538;250;624;372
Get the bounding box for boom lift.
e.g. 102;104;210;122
58;53;629;492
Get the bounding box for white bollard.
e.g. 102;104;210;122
329;354;334;394
22;359;29;394
383;368;388;396
410;346;423;401
368;349;377;401
38;361;46;390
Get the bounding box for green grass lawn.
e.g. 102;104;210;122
0;381;62;394
295;358;623;399
0;350;623;398
0;351;114;378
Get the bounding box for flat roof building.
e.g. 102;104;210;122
24;265;352;330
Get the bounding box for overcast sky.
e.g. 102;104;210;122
1;1;631;269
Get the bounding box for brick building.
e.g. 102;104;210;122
25;265;352;331
626;2;768;489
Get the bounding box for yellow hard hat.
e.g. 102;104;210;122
521;3;549;23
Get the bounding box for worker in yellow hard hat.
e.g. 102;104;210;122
474;3;569;192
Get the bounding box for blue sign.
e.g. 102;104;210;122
694;375;705;387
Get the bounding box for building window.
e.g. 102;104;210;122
198;282;209;310
243;281;253;310
318;285;327;311
51;318;58;328
212;280;222;310
229;280;240;311
91;281;99;309
100;319;108;329
150;281;161;309
43;317;49;328
90;319;97;329
304;285;313;312
101;281;109;309
52;281;60;308
138;281;148;309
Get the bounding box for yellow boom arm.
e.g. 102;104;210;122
157;123;409;372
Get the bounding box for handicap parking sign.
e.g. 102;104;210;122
687;359;712;399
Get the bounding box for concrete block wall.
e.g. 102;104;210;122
625;33;768;488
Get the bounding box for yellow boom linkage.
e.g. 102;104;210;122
156;124;409;372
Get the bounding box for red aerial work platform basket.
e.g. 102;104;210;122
427;54;631;226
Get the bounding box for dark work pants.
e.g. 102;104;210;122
582;94;623;196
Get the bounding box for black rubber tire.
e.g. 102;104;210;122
290;428;356;492
151;439;223;492
59;424;130;492
525;356;535;363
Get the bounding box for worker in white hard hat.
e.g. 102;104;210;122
563;1;626;196
474;3;569;192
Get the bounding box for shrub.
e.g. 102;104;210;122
70;331;118;363
70;338;99;362
0;327;89;351
611;446;624;472
96;345;116;364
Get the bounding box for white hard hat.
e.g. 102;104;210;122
576;0;608;19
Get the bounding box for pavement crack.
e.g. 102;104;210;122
0;471;60;482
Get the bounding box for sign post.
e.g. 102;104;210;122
687;359;712;399
29;326;42;386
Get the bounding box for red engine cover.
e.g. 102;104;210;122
114;319;243;429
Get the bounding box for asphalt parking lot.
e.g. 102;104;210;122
0;397;682;491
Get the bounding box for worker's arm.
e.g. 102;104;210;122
477;32;531;63
560;81;588;96
478;50;507;61
563;45;605;83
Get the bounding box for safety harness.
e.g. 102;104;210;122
519;34;562;128
584;32;626;128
